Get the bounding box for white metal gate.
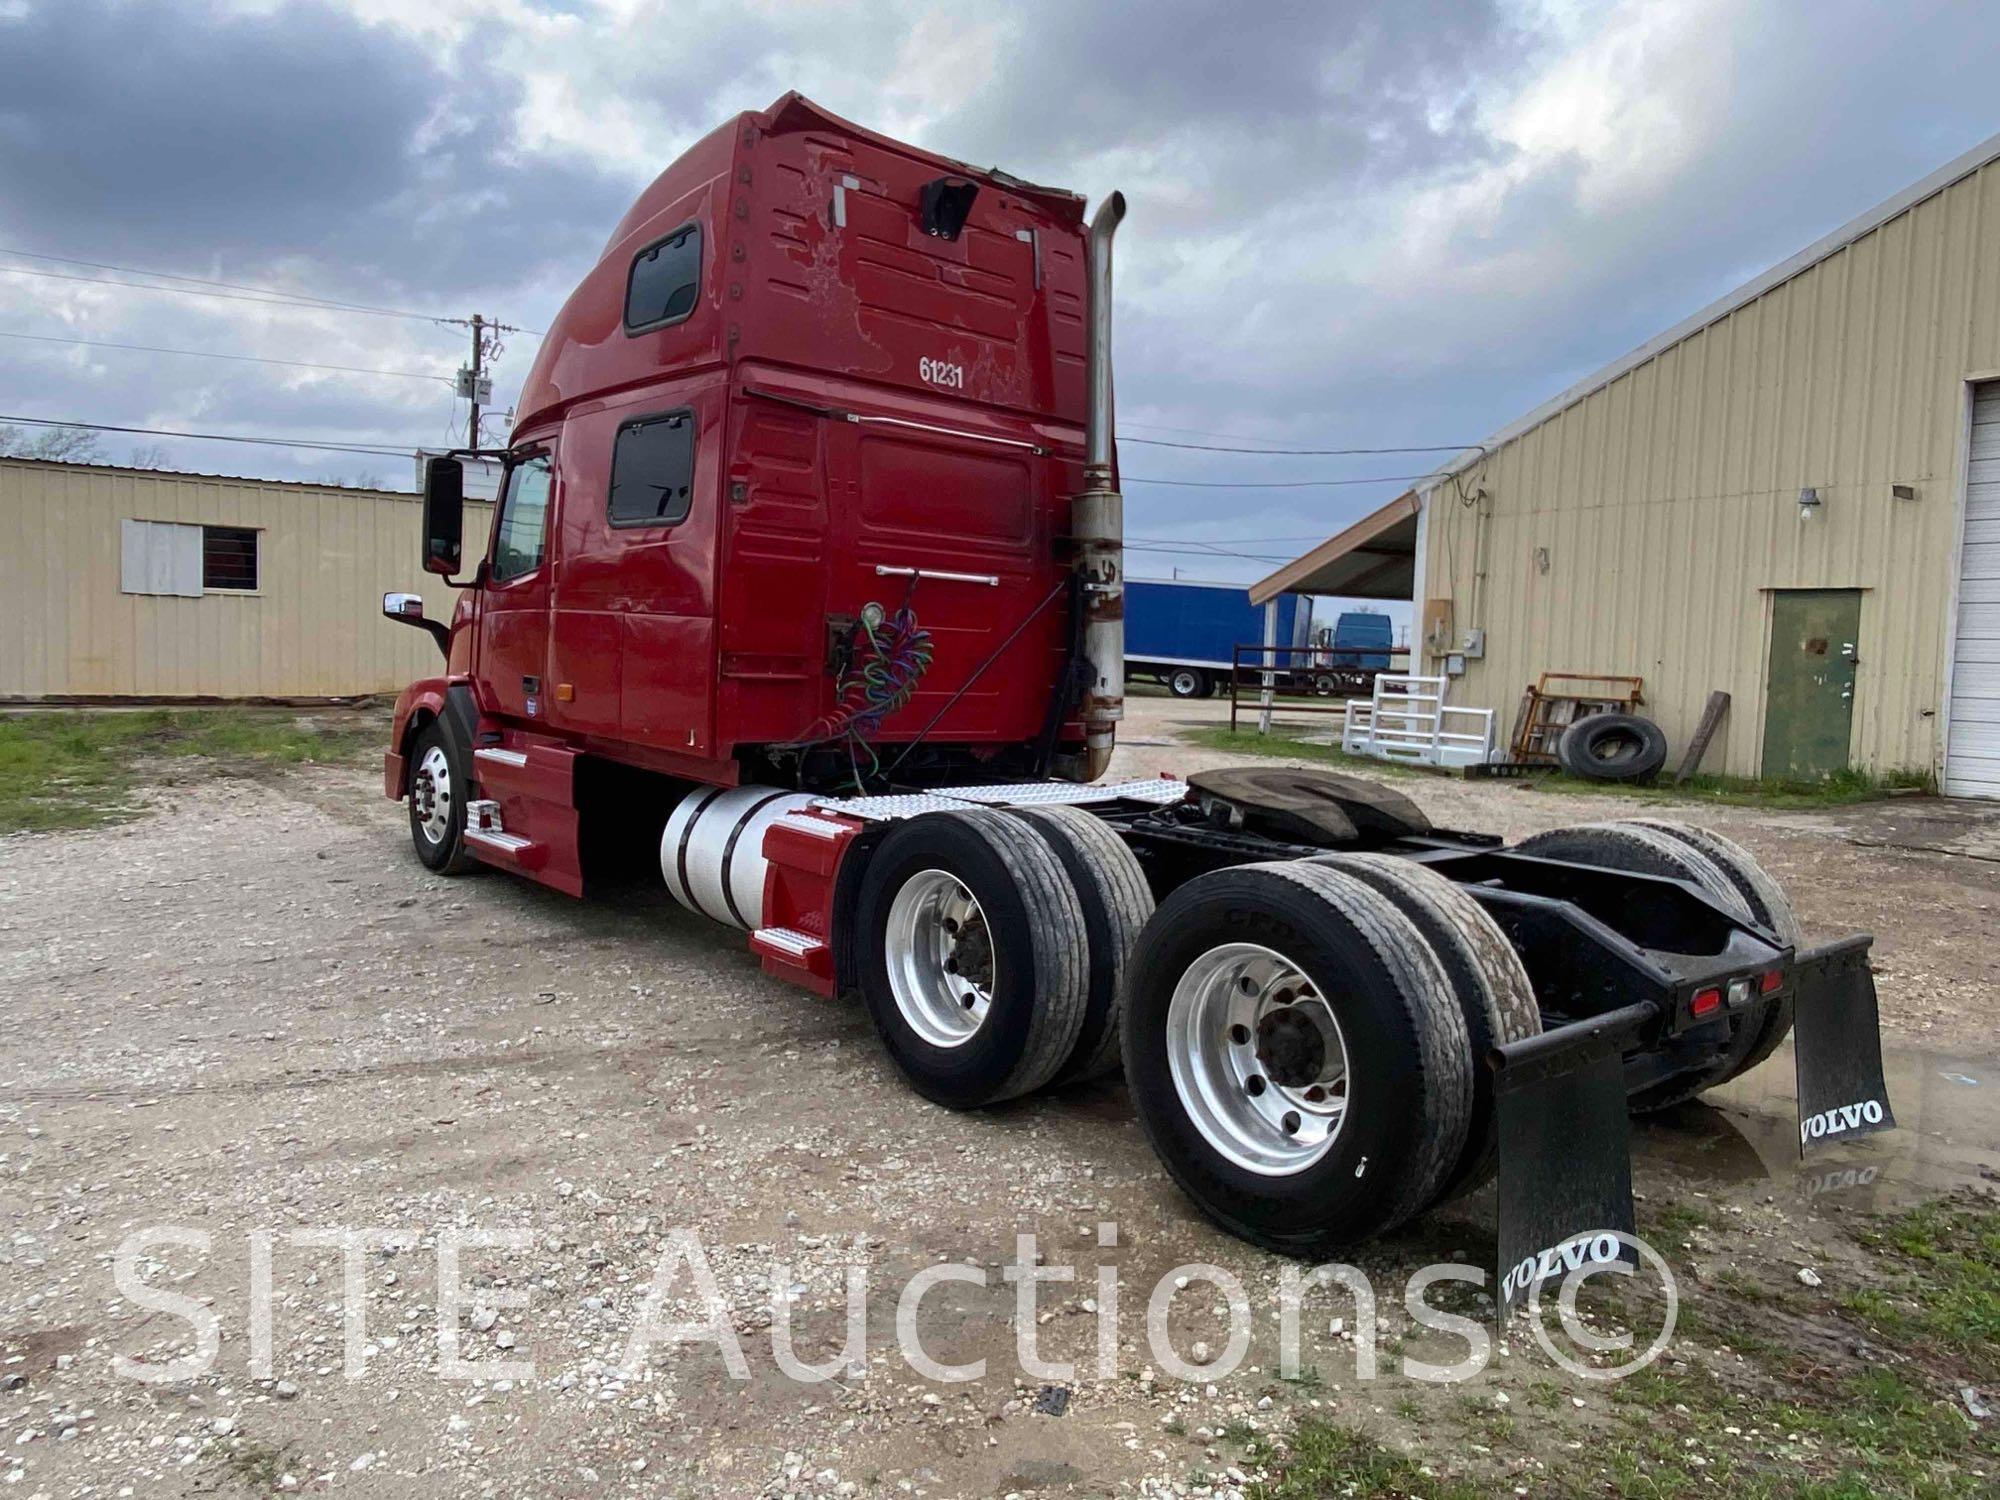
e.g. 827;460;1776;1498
1947;383;2000;798
1343;675;1497;768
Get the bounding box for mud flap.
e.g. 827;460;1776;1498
1489;1002;1655;1316
1790;935;1895;1155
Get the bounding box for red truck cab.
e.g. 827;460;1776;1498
387;92;1108;828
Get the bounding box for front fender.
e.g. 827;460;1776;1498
386;678;452;800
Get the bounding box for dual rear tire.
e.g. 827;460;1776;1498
1119;859;1537;1255
854;811;1544;1253
1513;818;1799;1108
853;806;1154;1108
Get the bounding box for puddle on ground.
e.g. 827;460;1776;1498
1637;1040;1998;1213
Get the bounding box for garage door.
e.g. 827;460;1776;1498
1947;382;2000;797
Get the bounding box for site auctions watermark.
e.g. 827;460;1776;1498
107;1223;1676;1390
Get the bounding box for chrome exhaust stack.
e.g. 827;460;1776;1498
1063;189;1127;783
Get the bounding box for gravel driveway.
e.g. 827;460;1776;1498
0;705;1992;1496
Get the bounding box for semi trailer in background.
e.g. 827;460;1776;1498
380;92;1894;1304
1125;578;1311;698
1126;580;1398;698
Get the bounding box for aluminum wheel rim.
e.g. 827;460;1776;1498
1166;941;1350;1176
884;868;994;1049
414;745;453;846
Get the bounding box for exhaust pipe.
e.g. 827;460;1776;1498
1064;190;1127;783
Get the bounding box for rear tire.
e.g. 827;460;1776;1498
1513;821;1755;1110
1309;852;1539;1202
1167;667;1210;699
1121;862;1472;1254
407;721;475;874
1623;820;1800;1082
1006;805;1154;1085
855;809;1089;1109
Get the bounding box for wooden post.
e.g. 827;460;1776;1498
1675;690;1731;783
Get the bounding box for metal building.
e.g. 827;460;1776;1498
1257;131;2000;797
1;457;486;700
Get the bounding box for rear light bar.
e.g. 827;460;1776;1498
1691;968;1785;1020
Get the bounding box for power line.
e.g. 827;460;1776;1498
1125;472;1437;489
0;247;464;324
1121;418;1313;445
0;413;418;459
1129;532;1339;545
0;247;548;338
1123;436;1473;456
1126;544;1299;563
0;260;470;325
0;329;454;383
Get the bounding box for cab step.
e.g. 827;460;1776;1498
751;925;834;994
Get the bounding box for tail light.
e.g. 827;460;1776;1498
1690;986;1723;1018
1758;969;1784;994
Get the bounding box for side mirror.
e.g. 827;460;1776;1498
383;590;450;659
423;456;465;575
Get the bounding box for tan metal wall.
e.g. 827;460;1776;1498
1422;156;2000;779
1;459;491;698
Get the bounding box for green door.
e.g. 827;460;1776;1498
1762;589;1861;779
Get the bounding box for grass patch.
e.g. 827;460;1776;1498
0;708;377;833
1248;1421;1488;1500
1522;764;1936;811
1219;1419;1278;1466
1846;1198;2000;1379
1181;727;1435;779
214;1436;299;1493
1183;725;1936;809
1642;1199;1715;1244
1607;1363;1995;1498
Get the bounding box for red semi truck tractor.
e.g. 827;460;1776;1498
383;94;1894;1301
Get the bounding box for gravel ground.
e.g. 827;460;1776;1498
0;700;1993;1498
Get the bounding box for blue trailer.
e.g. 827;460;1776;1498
1125;579;1314;698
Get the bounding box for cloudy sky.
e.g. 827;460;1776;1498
2;0;1997;604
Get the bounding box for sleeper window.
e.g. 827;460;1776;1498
608;412;695;527
624;224;701;331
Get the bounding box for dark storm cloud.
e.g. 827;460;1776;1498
926;0;1529;223
2;0;1999;592
0;0;629;302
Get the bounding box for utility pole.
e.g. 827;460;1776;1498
467;313;485;449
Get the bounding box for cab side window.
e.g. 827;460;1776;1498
491;455;553;581
608;411;695;527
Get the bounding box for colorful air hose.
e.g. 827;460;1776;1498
793;594;933;788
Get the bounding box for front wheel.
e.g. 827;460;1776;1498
407;722;475;874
